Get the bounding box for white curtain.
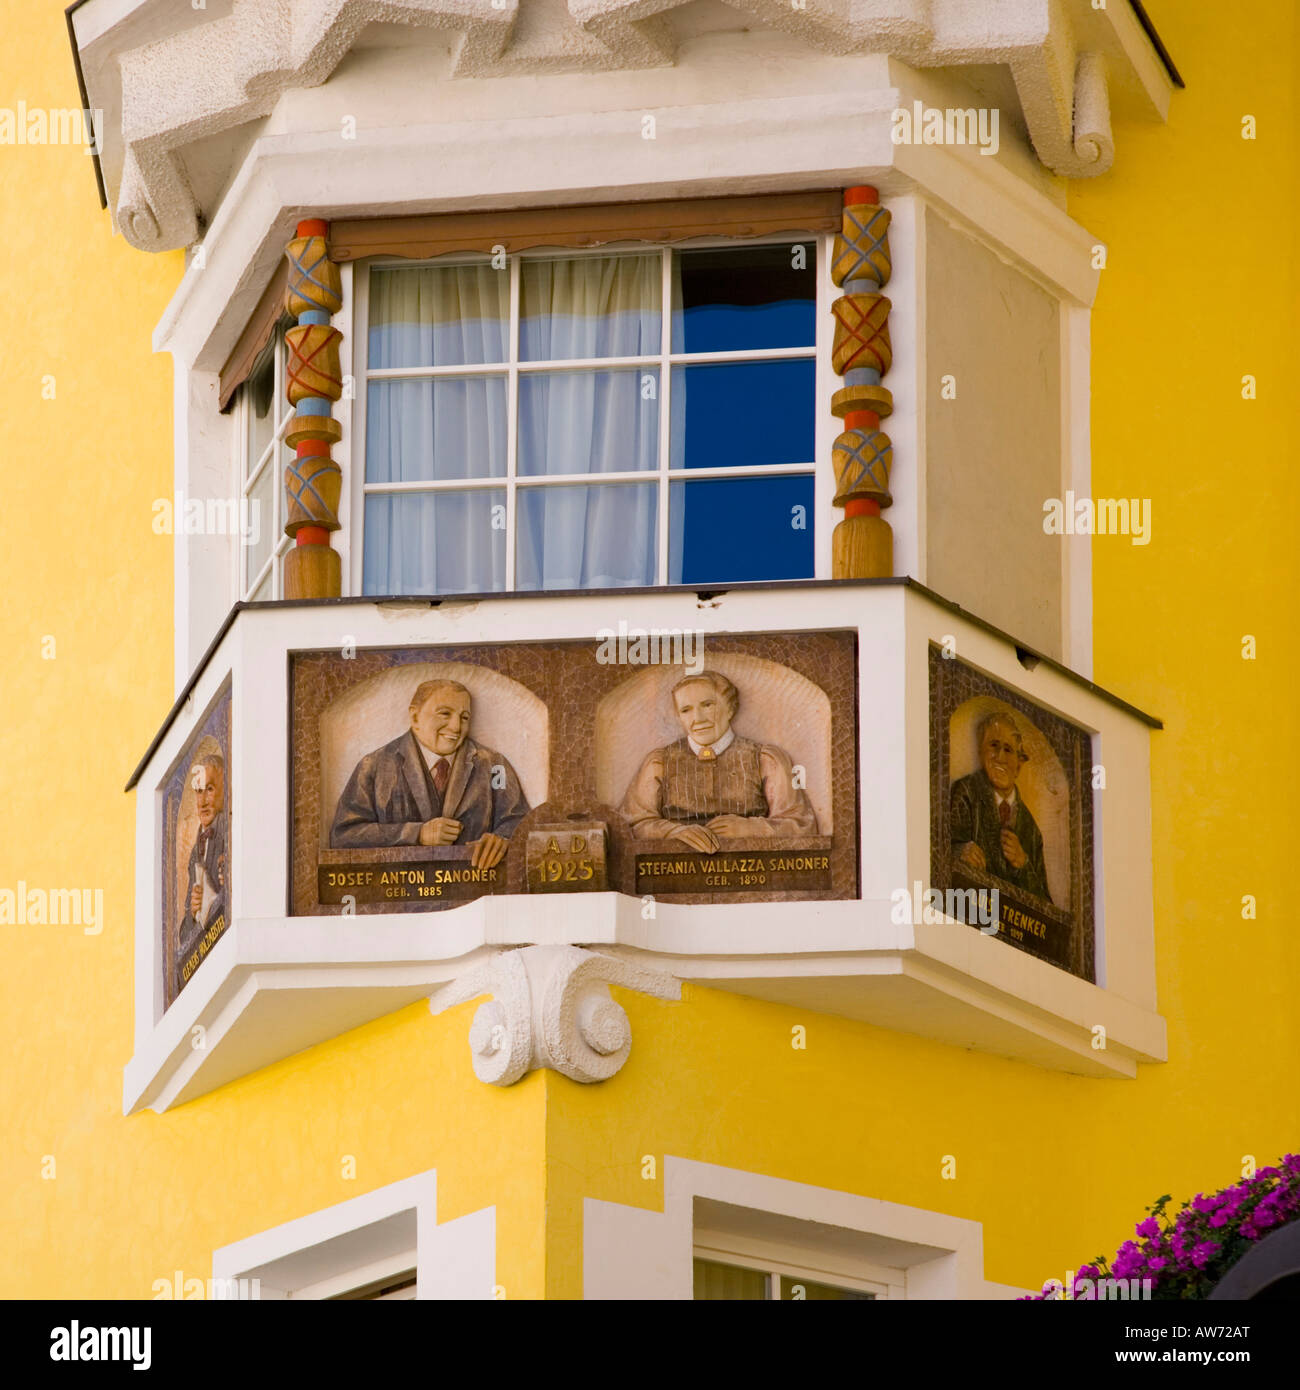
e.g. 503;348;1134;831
369;263;507;369
516;255;660;589
365;265;508;594
364;256;664;595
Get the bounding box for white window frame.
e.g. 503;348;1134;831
211;1169;496;1300
349;233;835;596
693;1238;899;1300
232;321;295;601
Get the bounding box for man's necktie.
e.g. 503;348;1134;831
998;800;1011;828
697;747;716;762
433;758;450;795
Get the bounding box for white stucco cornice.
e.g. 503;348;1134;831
70;0;1177;254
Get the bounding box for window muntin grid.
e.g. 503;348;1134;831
236;322;294;601
359;238;819;594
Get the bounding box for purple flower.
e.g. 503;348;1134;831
1112;1242;1145;1280
1035;1159;1300;1304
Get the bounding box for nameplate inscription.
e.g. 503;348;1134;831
317;861;503;904
635;850;832;895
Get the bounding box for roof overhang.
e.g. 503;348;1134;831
69;0;1179;255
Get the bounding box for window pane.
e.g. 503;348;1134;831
521;254;660;362
671;360;814;470
693;1259;770;1301
669;475;813;585
672;243;815;353
367;378;507;483
244;461;275;591
369;264;507;369
247;569;272;603
778;1276;876;1301
363;490;505;595
518;369;658;476
245;347;276;475
517;483;656;591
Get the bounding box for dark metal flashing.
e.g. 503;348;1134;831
65;0;108;209
1128;0;1185;88
124;577;1162;792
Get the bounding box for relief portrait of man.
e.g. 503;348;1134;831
177;753;227;963
619;669;818;853
330;679;530;870
951;711;1051;901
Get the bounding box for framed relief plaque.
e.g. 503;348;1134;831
929;647;1095;981
289;631;858;915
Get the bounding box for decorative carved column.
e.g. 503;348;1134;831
283;219;343;599
829;186;894;578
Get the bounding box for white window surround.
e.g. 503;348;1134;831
585;1157;1030;1300
211;1169;496;1300
154;59;1108;690
349;235;831;595
124;582;1162;1115
208;1157;1027;1302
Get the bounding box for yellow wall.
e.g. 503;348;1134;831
557;0;1300;1294
1;3;1295;1299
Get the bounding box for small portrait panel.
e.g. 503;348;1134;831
322;663;545;872
161;681;233;1006
598;655;831;853
948;698;1070;907
175;741;229;965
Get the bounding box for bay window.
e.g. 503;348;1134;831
356;238;819;595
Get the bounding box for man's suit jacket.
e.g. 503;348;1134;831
178;814;226;954
950;768;1051;901
330;731;530;849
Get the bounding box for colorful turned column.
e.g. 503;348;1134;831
829;186;894;578
283;219;344;599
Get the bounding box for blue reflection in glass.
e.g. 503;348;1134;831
669;475;814;585
672;244;815;354
672;360;814;470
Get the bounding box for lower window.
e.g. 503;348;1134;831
693;1255;884;1301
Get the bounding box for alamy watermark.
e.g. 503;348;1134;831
152;1271;261;1300
0;882;102;935
1040;1271;1154;1300
153;492;262;546
50;1323;150;1370
891;101;999;156
595;620;704;676
890;881;999;932
1043;492;1151;545
0;104;102;154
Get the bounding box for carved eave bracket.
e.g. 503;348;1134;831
73;0;1173;254
431;945;681;1086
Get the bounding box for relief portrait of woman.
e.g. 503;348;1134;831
619;669;817;854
